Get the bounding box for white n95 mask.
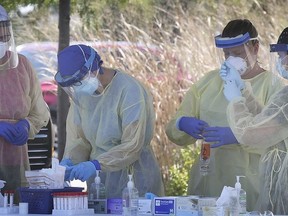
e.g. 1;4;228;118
73;76;101;96
225;56;248;75
0;42;8;59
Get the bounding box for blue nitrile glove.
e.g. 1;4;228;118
223;80;242;102
177;116;209;139
203;127;239;148
10;119;30;146
219;62;245;90
0;121;17;143
68;160;101;182
60;158;74;181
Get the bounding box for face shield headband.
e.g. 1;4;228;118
55;47;96;87
215;32;255;48
270;44;288;53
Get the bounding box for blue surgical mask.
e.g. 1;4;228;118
276;59;288;79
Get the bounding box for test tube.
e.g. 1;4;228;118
200;141;211;176
9;191;14;207
3;191;8;208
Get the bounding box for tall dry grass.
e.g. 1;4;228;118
11;1;288;188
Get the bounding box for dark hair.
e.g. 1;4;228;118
277;27;288;44
222;19;258;38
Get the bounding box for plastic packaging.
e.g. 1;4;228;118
88;170;107;213
235;176;246;215
122;174;139;216
199;141;211;176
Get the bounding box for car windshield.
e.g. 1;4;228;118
19;49;57;82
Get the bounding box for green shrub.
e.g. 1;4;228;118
165;145;200;196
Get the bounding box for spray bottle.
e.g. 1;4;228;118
88;170;107;213
122;174;139;216
235;176;246;215
0;180;5;207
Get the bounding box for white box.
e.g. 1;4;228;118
138;199;152;215
176;196;199;216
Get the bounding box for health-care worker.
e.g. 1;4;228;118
55;44;164;198
0;5;50;201
165;19;283;211
220;27;288;215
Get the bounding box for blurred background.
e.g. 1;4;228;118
3;0;287;196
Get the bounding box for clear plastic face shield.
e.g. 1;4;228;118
215;32;258;76
270;43;288;80
0;20;18;70
55;46;104;107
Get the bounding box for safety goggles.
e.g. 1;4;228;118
215;32;257;48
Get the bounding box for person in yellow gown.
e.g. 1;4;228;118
0;5;50;203
165;19;284;211
221;27;288;215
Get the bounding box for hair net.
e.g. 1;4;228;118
277;27;288;44
0;5;8;21
57;44;103;79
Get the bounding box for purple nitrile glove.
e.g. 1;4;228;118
0;121;17;143
203;126;239;148
60;158;74;181
10;119;30;146
177;116;209;139
68;160;101;182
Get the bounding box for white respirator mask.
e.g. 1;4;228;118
0;42;8;59
73;75;102;96
225;56;248;75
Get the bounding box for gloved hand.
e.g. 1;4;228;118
219;61;245;90
0;121;17;143
223;79;242;101
177;116;209;139
10;119;30;146
68;160;101;182
202;127;239;148
60;158;74;181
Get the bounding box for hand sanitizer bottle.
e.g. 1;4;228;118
88;170;107;213
122;174;139;216
235;176;246;215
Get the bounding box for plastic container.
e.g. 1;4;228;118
122;174;139;216
18;187;83;214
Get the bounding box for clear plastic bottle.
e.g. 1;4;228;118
88;170;106;213
199;141;211;176
122;174;139;216
235;176;246;215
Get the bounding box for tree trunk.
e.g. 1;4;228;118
57;0;70;160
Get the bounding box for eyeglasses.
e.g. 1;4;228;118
247;210;274;216
0;34;11;43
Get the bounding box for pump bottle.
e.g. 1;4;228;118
235;176;246;215
88;170;106;213
122;174;139;216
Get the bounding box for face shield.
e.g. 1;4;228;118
270;43;288;80
55;45;104;107
0;20;18;70
215;32;258;76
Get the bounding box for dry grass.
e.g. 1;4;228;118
11;1;288;186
